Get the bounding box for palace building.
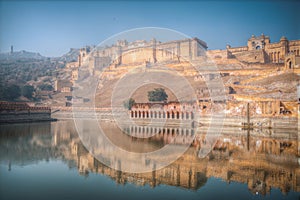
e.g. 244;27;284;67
76;34;300;71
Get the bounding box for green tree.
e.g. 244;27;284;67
123;98;136;110
22;85;35;99
38;84;53;91
148;88;168;102
3;84;21;101
0;83;4;100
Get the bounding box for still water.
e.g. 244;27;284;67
0;120;299;200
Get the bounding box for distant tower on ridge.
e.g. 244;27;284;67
10;45;13;54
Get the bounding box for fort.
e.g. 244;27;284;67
73;34;300;71
56;34;300;126
76;37;207;69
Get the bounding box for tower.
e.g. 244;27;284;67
247;34;270;50
10;45;13;54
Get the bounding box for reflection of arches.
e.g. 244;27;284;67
167;112;170;119
142;111;145;118
171;112;175;119
150;111;153;118
131;111;134;118
191;112;194;119
163;112;166;118
138;111;141;118
154;111;157;118
135;111;137;118
146;111;149;118
176;111;180;119
159;111;161;118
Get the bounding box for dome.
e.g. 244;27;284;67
280;36;288;41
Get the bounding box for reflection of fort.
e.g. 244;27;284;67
71;125;300;195
1;120;300;195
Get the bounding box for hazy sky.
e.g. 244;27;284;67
0;0;299;57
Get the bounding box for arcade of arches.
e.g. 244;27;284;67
130;102;197;120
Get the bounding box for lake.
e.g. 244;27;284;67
0;120;299;200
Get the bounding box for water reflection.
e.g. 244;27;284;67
0;120;299;196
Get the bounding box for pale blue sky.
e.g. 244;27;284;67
0;0;299;57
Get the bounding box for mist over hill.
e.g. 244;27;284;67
0;48;80;63
56;48;79;62
0;50;46;61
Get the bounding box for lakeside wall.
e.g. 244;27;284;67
0;102;55;124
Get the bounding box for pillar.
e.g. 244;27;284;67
276;100;280;115
152;38;157;63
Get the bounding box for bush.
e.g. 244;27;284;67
148;88;168;102
1;84;21;101
38;84;53;91
22;85;35;99
123;98;136;110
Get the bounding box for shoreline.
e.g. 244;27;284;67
0;118;57;125
52;110;298;129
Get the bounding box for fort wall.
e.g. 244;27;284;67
0;102;54;123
